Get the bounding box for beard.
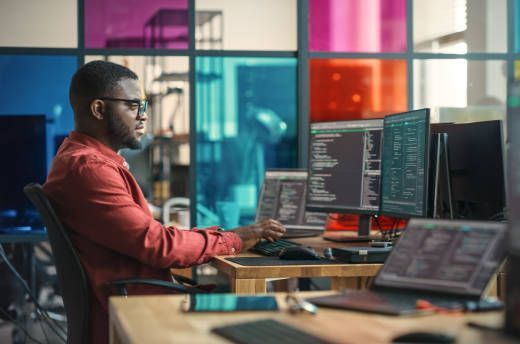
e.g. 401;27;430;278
105;109;142;150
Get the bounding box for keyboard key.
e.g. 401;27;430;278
250;239;300;256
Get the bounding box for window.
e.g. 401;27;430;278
85;0;189;49
309;0;407;52
0;55;76;165
0;0;77;48
414;0;507;53
310;59;407;121
196;57;298;227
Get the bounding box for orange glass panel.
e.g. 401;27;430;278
309;59;407;122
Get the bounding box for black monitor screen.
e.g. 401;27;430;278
431;120;505;220
509;103;520;255
0;115;47;215
380;109;430;218
256;170;327;229
306;119;383;214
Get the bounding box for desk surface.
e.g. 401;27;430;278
0;230;47;243
213;235;381;279
109;292;515;344
211;235;382;293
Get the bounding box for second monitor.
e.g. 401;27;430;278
380;108;430;218
306;119;383;236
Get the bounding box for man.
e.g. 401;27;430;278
43;60;285;343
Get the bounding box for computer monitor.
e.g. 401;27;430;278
0;115;47;228
380;109;430;218
306;119;383;236
256;169;326;231
431;120;506;220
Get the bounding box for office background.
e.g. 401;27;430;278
0;0;513;228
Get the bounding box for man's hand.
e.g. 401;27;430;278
231;219;286;252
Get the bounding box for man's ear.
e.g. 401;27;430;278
90;99;105;120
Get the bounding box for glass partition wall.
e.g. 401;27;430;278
0;0;515;228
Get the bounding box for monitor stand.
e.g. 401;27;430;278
322;214;382;243
358;214;371;237
429;133;454;219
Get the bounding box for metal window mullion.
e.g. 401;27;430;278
189;0;197;227
297;0;309;168
407;0;414;110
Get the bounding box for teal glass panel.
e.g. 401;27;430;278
196;57;297;227
517;0;520;52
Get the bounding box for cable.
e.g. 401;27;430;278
0;244;67;343
0;306;44;344
309;279;322;291
37;311;50;344
0;245;67;343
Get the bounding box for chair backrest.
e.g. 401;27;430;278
23;183;89;344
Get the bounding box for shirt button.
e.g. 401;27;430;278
231;247;236;254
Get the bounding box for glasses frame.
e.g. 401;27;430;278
98;97;148;118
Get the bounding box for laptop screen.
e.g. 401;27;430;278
374;219;507;297
256;170;327;230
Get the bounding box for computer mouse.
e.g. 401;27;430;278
278;246;320;260
392;331;455;343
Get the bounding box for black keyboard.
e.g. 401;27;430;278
212;319;330;344
250;239;300;256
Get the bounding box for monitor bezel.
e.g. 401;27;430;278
379;108;431;219
305;118;384;216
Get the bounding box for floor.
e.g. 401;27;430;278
0;317;65;344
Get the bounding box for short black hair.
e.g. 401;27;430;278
69;60;138;103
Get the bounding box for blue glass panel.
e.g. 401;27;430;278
0;55;76;167
196;57;298;227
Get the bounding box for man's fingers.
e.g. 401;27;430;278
262;219;286;233
262;229;285;242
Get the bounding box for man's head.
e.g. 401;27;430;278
69;60;148;151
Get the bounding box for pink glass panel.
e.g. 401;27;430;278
309;0;407;52
85;0;188;49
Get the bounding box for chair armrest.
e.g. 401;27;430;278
108;278;208;296
171;273;197;286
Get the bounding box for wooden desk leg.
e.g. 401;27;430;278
231;278;267;294
486;274;498;298
331;277;361;290
498;272;507;300
109;319;123;344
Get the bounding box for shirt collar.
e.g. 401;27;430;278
68;131;127;167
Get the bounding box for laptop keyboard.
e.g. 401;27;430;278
212;319;329;344
343;290;465;310
250;239;300;256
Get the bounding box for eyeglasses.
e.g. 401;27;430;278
98;97;148;118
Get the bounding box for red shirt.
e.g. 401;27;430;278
43;131;241;344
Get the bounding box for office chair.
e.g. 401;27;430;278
23;183;208;344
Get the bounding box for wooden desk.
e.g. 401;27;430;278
212;236;382;294
109;292;515;344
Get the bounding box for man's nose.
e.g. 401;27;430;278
138;110;148;121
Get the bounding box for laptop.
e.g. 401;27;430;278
255;169;327;238
307;218;507;315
